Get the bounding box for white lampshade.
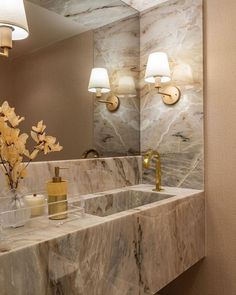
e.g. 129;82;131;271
117;76;137;97
0;0;29;40
88;68;111;94
145;52;171;83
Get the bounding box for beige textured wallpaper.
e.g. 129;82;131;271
0;59;12;100
0;31;94;161
159;0;236;294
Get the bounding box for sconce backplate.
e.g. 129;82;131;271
106;95;120;112
161;86;181;105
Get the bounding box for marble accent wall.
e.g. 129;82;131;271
0;157;142;196
140;0;203;189
93;15;140;156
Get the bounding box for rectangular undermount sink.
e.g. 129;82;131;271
83;190;174;217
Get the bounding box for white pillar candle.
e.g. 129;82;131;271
24;194;45;217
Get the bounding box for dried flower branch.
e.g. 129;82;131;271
0;101;63;190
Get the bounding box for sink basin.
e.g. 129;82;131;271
83;190;174;217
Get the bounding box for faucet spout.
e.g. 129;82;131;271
82;149;100;159
143;150;162;192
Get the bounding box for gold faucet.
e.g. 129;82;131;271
143;150;162;192
82;149;100;159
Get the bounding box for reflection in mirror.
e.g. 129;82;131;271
0;0;140;160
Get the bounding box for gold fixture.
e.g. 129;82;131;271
0;0;29;58
0;46;9;57
88;67;120;112
47;167;68;220
82;149;100;159
145;52;181;105
97;95;120;112
0;26;12;57
154;78;181;105
143;149;163;192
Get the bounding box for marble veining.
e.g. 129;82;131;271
122;0;170;12
0;156;142;196
0;185;205;294
83;189;174;217
29;0;137;33
140;0;203;189
93;15;140;156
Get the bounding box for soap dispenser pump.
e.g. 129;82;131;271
47;167;68;220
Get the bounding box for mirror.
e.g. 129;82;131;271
0;0;140;160
0;0;203;191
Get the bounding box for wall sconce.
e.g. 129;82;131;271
117;76;137;98
0;0;29;57
145;52;181;105
88;68;120;112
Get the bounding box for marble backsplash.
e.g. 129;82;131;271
93;15;140;156
0;157;142;196
140;0;203;189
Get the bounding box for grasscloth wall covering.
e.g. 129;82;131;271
140;0;203;190
159;0;236;294
0;32;94;161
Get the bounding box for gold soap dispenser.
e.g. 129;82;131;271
47;167;68;220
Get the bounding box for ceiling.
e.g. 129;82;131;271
28;0;137;32
11;1;83;59
11;0;137;59
10;0;169;59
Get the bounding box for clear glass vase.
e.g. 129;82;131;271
0;188;31;228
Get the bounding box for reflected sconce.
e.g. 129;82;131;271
145;52;181;105
0;0;29;57
117;76;137;98
88;68;120;112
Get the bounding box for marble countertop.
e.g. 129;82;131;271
0;184;205;295
0;184;203;256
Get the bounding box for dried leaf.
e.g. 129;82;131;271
31;131;39;143
32;120;46;133
30;149;39;160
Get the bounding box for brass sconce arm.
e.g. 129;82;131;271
97;95;120;112
154;80;181;106
97;99;113;105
